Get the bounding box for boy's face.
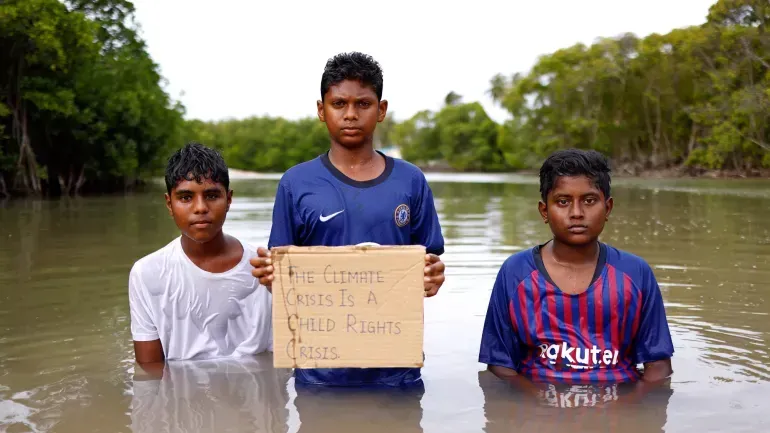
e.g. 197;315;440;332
317;79;387;149
165;176;232;244
538;175;613;247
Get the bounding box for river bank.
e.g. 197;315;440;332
414;160;770;179
229;164;770;181
2;164;767;201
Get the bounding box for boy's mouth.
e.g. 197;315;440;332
341;127;362;134
568;224;588;234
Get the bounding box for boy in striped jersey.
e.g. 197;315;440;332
479;148;674;391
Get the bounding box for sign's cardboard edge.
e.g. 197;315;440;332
270;245;427;256
270;245;427;370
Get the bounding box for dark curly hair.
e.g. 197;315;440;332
539;148;611;202
320;52;384;101
164;142;229;193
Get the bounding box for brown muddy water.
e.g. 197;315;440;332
1;173;769;432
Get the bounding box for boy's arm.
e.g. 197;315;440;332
267;180;300;250
254;180;301;290
411;174;444;256
479;265;534;393
631;263;675;390
128;265;164;371
640;359;673;383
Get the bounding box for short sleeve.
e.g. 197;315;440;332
633;264;675;364
128;264;159;341
410;173;444;255
268;179;302;249
478;264;523;369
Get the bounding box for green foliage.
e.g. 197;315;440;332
181;116;329;173
3;0;768;190
482;0;770;172
0;0;184;196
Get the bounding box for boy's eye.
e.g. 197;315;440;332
180;195;191;202
585;197;597;204
332;101;345;107
358;101;371;107
557;199;569;206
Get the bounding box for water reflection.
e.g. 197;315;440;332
130;354;291;433
477;370;673;433
293;384;424;432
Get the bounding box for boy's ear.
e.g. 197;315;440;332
377;100;388;122
164;193;173;216
317;100;325;123
537;200;548;223
604;196;614;220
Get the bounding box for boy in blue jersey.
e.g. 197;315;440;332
478;149;674;398
251;52;446;388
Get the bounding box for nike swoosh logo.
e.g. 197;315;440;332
319;210;344;222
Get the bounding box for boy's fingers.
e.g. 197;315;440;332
250;264;274;277
424;261;445;276
424;284;439;297
424;274;445;284
249;256;272;268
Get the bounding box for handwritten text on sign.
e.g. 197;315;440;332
271;245;425;369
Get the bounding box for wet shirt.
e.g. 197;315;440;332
268;151;444;387
128;236;273;360
478;242;674;383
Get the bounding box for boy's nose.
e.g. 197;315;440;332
343;106;358;120
570;203;585;218
193;197;209;213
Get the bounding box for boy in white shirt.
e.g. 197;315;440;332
128;142;272;371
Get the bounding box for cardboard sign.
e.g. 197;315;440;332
271;245;426;369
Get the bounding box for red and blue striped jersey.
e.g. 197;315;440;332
478;242;674;384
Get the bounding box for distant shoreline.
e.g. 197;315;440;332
229;166;770;181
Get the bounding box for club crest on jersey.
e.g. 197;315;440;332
394;203;410;227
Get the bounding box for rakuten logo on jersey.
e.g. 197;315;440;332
538;342;619;369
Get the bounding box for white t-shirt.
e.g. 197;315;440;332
128;236;272;360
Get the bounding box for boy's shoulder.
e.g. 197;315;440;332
130;237;180;276
601;242;656;283
129;236;258;280
390;155;425;174
390;156;431;183
278;154;325;184
497;247;538;283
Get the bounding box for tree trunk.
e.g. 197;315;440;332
8;56;41;195
0;175;8;199
45;126;62;198
74;165;86;195
688;122;699;154
13;108;41;194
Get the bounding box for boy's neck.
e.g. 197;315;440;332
548;238;600;266
180;230;228;260
327;142;386;182
328;142;379;168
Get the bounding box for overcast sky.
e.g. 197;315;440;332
131;0;717;123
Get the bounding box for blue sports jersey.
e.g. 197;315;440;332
478;242;674;383
268;150;444;387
